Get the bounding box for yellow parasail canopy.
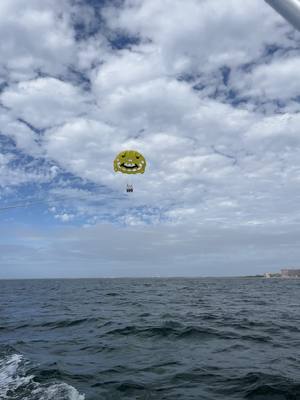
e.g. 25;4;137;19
113;150;146;174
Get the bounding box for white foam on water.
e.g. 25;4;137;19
31;383;85;400
0;353;33;397
0;354;85;400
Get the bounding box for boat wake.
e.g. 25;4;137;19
0;350;85;400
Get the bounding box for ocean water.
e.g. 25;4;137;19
0;278;299;400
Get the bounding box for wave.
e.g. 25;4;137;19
104;322;273;343
221;372;300;399
4;317;99;331
0;350;85;400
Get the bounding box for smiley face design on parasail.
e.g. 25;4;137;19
113;150;146;174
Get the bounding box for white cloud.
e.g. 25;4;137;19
92;48;165;94
1;77;92;129
230;56;300;103
0;0;76;81
44;118;119;182
103;0;295;74
55;213;74;222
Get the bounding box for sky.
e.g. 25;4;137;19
1;0;300;278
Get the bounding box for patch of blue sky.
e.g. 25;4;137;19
220;66;231;86
0;192;107;227
264;43;282;56
72;0;140;50
0;135;116;223
74;0;119;8
0;203;53;226
108;33;141;50
73;19;101;41
0;82;8;93
67;67;92;91
292;95;300;103
0;134;17;154
16;118;44;136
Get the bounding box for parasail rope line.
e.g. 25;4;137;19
0;200;46;212
0;192;126;212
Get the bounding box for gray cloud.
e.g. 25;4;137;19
1;222;300;278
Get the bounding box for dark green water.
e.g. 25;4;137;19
0;278;299;399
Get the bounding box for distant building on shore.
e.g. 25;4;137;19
264;272;281;278
281;269;300;278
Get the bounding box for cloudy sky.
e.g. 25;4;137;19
1;0;300;278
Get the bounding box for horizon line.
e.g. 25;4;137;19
0;275;265;280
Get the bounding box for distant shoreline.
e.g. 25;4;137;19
0;275;267;280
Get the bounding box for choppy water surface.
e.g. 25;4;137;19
0;278;299;399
